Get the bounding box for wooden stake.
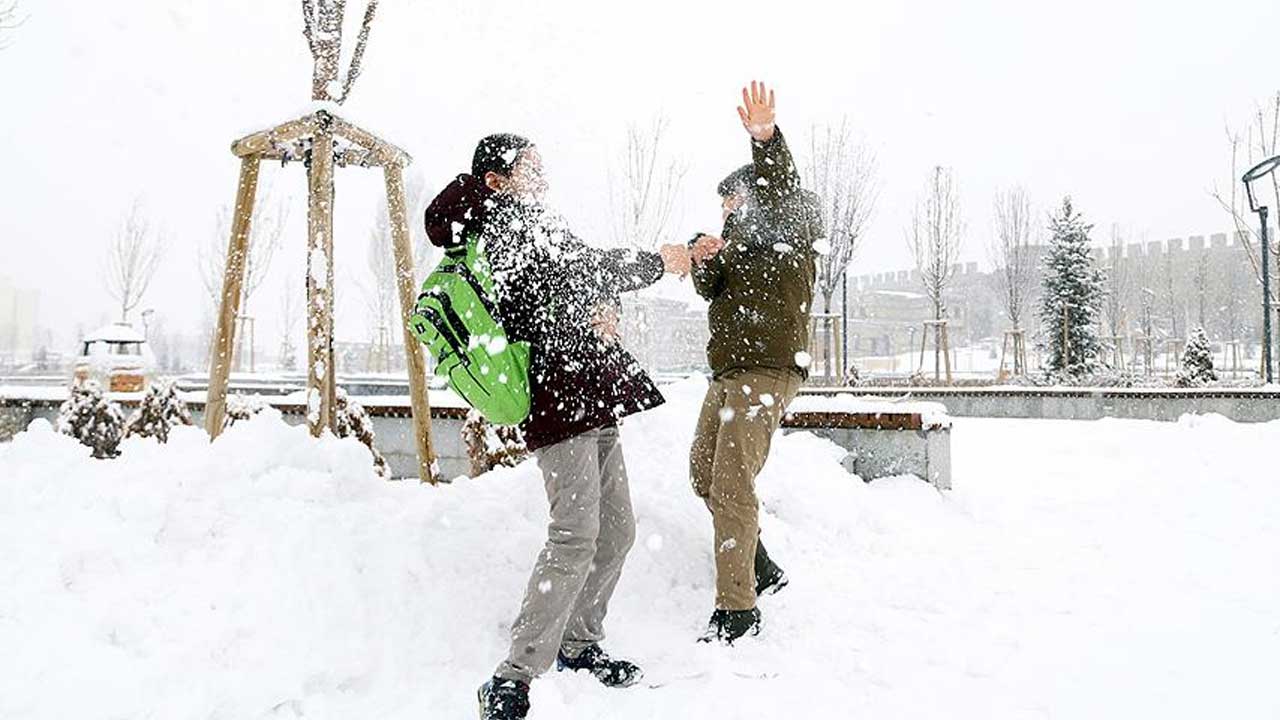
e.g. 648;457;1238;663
306;129;337;437
205;157;261;439
384;164;438;483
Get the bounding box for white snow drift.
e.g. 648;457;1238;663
1;379;1278;719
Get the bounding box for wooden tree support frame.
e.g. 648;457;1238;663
997;328;1028;380
205;109;438;483
918;319;953;385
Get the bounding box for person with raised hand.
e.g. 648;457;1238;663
687;81;824;644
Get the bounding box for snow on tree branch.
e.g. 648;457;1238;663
301;0;380;103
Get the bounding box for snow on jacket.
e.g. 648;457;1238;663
691;128;822;378
425;174;666;451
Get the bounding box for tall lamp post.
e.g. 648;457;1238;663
1242;155;1280;383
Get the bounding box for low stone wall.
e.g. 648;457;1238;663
804;386;1280;423
1;393;953;488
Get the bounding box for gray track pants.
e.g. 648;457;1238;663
495;425;636;684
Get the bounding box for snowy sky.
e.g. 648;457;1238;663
2;0;1279;353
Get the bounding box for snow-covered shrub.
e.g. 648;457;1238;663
461;409;528;476
333;388;389;478
57;381;125;459
844;362;862;387
125;380;192;443
223;393;267;429
1176;327;1217;387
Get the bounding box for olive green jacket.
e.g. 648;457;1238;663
692;128;822;378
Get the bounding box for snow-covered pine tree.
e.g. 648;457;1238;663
461;409;529;476
333;388;389;477
57;381;125;458
1177;326;1217;387
124;380;192;443
1038;197;1105;377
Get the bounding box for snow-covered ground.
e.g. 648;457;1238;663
1;379;1277;719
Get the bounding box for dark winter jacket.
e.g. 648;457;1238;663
692;128;822;378
425;175;666;451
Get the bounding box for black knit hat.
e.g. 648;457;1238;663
717;164;756;197
472;133;533;178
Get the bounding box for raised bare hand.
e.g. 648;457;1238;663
737;80;776;142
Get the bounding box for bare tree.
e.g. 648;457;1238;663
278;278;301;372
301;0;379;103
1212;93;1280;305
907;166;964;379
609;116;687;251
104;202;165;324
804;121;878;377
908;166;964;321
361;205;398;372
989;187;1037;333
198;195;287;370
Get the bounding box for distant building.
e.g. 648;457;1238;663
0;275;40;368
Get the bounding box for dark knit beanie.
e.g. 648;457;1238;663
717;163;756;197
472;133;533;178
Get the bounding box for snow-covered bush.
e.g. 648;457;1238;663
57;381;125;459
333;388;389;478
223;393;267;429
125;380;192;443
461;409;528;476
1176;327;1217;387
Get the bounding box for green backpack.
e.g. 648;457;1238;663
409;236;531;426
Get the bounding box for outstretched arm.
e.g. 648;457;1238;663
738;80;801;205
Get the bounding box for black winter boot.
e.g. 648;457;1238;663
754;537;789;597
556;644;643;688
698;608;762;645
477;676;530;720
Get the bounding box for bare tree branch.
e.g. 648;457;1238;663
805;120;878;313
907;166;964;321
0;1;25;50
988;186;1037;332
104;202;165;324
198;192;288;315
610;116;687;250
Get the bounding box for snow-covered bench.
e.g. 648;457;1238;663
783;394;952;490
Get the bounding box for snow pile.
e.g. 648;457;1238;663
2;379;1279;719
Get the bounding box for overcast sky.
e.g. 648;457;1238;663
3;0;1279;354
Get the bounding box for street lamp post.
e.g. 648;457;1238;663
1242;155;1280;383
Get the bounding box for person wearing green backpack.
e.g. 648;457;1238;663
423;134;691;720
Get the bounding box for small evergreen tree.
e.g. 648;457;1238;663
461;409;529;476
125;380;193;443
58;381;125;459
1039;197;1105;377
1177;326;1217;387
333;389;389;477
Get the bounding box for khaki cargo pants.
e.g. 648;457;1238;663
689;366;803;611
